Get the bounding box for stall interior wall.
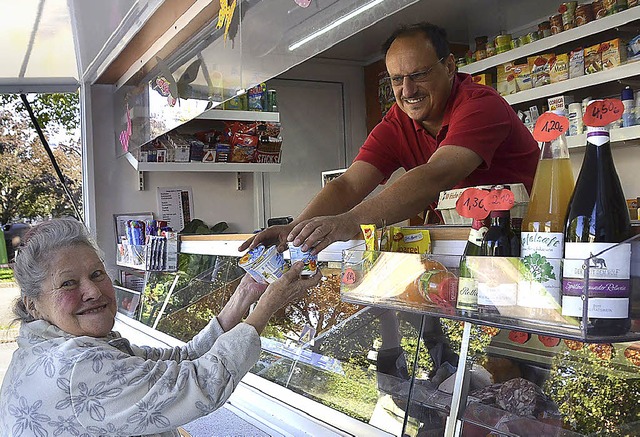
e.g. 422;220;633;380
90;60;367;272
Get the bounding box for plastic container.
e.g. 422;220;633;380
288;243;318;276
622;86;636;127
567;102;584;135
238;244;287;284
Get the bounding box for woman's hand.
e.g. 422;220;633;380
216;274;268;332
245;262;322;334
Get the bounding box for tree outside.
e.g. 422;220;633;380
0;93;81;226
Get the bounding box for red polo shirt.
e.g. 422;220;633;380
355;73;539;193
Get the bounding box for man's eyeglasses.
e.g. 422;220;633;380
388;57;445;86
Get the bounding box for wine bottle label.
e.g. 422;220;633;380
478;282;517;307
562;242;631;318
469;227;488;245
457;277;477;311
518;232;564;309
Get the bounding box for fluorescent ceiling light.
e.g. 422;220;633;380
288;0;385;51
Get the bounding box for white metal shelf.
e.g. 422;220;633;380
125;152;281;172
566;124;640;149
459;7;640;75
195;109;280;122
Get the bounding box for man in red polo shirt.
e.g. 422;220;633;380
241;22;538;254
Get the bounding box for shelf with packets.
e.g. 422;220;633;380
566;124;640;148
339;248;640;344
459;7;640;76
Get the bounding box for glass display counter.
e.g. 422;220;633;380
115;233;640;436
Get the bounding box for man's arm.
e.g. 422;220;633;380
289;145;483;253
239;161;384;251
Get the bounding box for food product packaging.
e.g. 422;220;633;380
247;83;267;111
383;227;431;254
472;74;492;86
512;64;532;92
527;54;554;88
214;143;231;162
628;34;640;59
549;53;569;83
569;48;585;78
239;244;287;284
288;243;318;276
496;63;517;96
436;183;530;225
547;95;574;111
600;38;627;70
584;43;603;74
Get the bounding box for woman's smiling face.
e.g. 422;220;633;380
385;33;455;131
33;244;117;337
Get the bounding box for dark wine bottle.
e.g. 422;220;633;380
563;124;632;336
457;217;490;314
477;209;520;315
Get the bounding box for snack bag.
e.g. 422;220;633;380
388;227;431;254
360;224;379;250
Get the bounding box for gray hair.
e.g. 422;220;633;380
12;219;102;323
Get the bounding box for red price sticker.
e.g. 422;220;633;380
485;188;515;211
342;268;357;285
583;99;624;127
455;188;490;219
533;112;569;142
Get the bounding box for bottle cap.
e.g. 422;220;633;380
622;86;634;101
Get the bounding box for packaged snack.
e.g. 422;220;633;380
230;144;256;163
472;73;492;86
238;244;287;284
527;54;555;88
584;43;602;74
496;63;517;96
387;227;431;254
360;224;379;250
549;53;569;83
247;83;267;111
569;48;584;78
288;243;318;276
600;38;627;70
254;149;281;164
512;64;532;91
214;143;231;162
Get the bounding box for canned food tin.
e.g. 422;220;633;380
495;34;512;54
288;243;318;276
562;11;576;30
538;21;552;38
575;4;593;25
456;57;467;68
550;14;564;34
592;0;607;18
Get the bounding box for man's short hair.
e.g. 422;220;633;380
382;22;450;59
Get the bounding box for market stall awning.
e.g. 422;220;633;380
0;0;79;92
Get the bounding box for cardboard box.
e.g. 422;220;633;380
527;54;554;88
601;38;627;70
569;48;584;79
548;95;575;112
496;62;517;96
436;183;530;225
512;64;532;91
550;54;569;83
584;43;602;74
472;73;493;86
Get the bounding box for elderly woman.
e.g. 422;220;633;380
0;219;320;436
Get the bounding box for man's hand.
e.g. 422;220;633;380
287;212;361;255
238;223;293;253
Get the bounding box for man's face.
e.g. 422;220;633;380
385;34;454;128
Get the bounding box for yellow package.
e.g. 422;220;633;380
601;38;626;70
388;227;431;254
496;63;516;96
360;224;378;251
584;44;602;74
512;64;532;91
472;74;492;86
549;54;569;83
527;53;554;88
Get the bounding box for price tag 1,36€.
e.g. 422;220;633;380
455;188;490;219
582;99;624;127
533;112;569;142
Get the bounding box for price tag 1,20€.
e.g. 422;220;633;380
533;112;569;142
455;188;490;219
582;99;624;127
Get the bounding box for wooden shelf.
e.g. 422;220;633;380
125;152;281;172
459;8;640;75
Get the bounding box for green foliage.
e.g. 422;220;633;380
521;253;556;283
545;345;640;434
441;320;493;359
0;93;79;132
0;267;14;282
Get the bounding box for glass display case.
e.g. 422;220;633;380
116;233;640;436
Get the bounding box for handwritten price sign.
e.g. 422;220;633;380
583;99;623;127
341;268;357;285
533;112;569;142
455;187;515;219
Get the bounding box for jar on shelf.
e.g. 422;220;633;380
592;0;607;19
456;57;467;69
561;1;578;30
475;49;487;61
475;35;488;52
495;34;512;54
550;14;564;34
486;40;496;57
538;20;551;38
575;3;594;25
604;0;628;13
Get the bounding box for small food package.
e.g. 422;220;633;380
247;83;267;111
527;54;554;88
569;48;585;78
472;73;492;86
512;64;532;92
549;53;569;83
239;244;287;284
496;62;517;96
600;38;627;70
214;143;231;162
584;43;603;74
288;243;318;276
385;227;431;254
230;133;258;163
